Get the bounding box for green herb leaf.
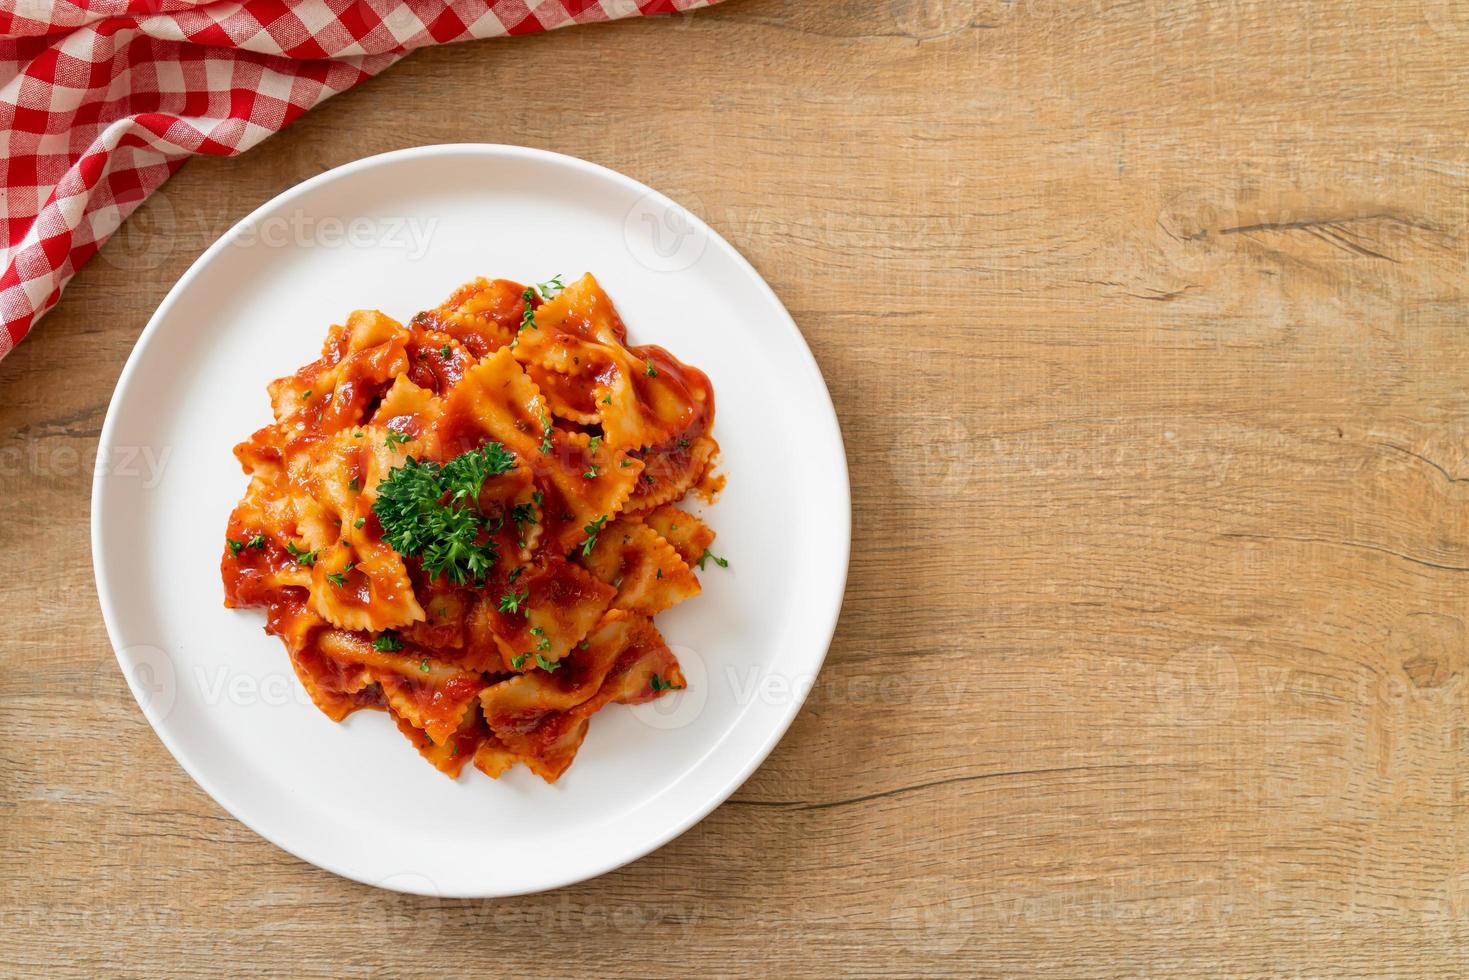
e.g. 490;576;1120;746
285;540;317;566
384;429;412;448
645;360;657;378
498;587;529;615
246;534;266;550
511;654;528;669
535;654;560;672
442;442;516;504
695;548;729;571
353;517;366;529
227;538;244;557
649;673;684;692
373;631;403;652
581;515;608;556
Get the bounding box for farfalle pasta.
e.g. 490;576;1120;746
222;274;722;783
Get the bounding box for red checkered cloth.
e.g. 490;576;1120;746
0;0;718;361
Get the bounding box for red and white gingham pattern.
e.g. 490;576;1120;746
0;0;717;360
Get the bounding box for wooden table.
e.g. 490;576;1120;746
5;1;1468;975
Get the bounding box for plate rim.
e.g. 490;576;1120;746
90;143;851;896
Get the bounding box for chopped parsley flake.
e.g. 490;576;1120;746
581;515;608;556
696;548;729;570
246;534;266;550
511;654;528;669
645;360;657;378
384;429;412;448
498;587;529;615
535;654;560;672
285;541;317;566
373;631;403;652
227;538;244;556
650;673;683;692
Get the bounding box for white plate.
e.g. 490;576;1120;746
91;145;849;897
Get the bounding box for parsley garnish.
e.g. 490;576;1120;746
532;490;543;505
440;344;451;358
507;565;524;583
581;515;608;556
353;517;365;529
535;654;560;672
326;570;347;587
645;360;657;378
372;445;516;584
373;631;403;652
348;476;360;492
498;587;529;615
384;429;411;449
442;442;516;504
511;502;538;527
588;435;602;454
530;626;551;652
584;465;599;479
536;274;565;297
301;389;311;399
601;394;612;406
650;673;683;692
511;654;528;669
418;659;430;673
538;412;553;455
696;548;728;570
285;541;317;566
246;534;266;550
521;290;537;331
227;538;244;556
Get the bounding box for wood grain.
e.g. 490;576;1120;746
4;0;1469;975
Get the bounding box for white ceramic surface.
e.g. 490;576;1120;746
92;144;849;897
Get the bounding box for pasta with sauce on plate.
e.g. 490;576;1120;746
221;273;724;783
